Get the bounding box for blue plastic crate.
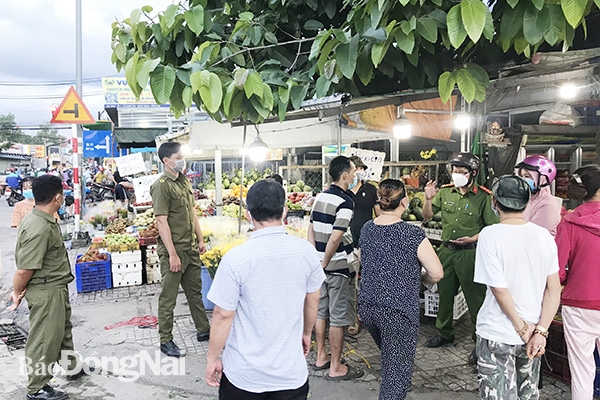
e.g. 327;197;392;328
75;255;112;293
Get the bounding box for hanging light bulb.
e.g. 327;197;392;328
247;133;269;162
393;106;412;139
454;113;471;130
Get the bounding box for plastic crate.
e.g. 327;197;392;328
113;270;143;287
138;236;157;246
144;263;161;284
424;289;468;320
110;250;142;264
75;255;112;293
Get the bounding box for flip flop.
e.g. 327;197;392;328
313;360;331;371
325;365;364;381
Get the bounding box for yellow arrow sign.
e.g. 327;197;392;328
51;86;96;124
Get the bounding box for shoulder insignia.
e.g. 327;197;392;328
159;179;165;183
441;183;455;188
479;185;492;194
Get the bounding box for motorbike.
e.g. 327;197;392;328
58;190;75;220
6;186;24;207
87;182;115;202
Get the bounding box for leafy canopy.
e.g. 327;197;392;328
111;0;597;123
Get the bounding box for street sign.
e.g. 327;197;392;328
83;130;123;158
51;86;96;124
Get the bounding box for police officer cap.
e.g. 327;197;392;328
492;175;531;211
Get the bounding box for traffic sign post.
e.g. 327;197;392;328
51;86;95;235
83;130;123;158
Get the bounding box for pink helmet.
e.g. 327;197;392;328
516;155;557;183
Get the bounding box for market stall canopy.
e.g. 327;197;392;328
114;128;167;148
184;116;393;151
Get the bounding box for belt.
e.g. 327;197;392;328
444;242;477;251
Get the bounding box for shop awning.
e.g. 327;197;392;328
114;128;167;148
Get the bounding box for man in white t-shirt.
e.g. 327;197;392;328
474;175;561;400
205;179;325;399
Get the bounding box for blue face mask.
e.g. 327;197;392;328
23;189;34;200
348;176;358;190
524;178;537;193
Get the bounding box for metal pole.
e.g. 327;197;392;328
239;124;247;233
215;150;223;216
337;116;342;155
72;0;83;234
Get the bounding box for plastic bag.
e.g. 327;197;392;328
539;102;582;127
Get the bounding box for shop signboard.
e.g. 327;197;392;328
83;130;122;158
345;148;386;181
102;77;164;108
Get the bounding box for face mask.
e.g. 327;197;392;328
23;189;34;199
452;173;469;188
524;178;537;193
171;158;186;173
355;170;367;182
491;201;500;218
348;175;358;190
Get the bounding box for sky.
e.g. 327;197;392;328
0;0;174;134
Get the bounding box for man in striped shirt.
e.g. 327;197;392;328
308;156;364;380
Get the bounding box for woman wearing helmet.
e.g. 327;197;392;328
515;155;561;236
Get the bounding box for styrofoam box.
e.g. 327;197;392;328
110;250;142;264
112;261;142;274
145;262;161;284
146;246;160;264
113;270;142;287
424;289;468;320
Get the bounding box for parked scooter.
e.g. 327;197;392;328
87;182;115;202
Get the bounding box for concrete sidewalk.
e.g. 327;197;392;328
0;201;571;399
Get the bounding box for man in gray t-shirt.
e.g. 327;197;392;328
206;179;325;399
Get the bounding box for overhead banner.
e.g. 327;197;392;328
345;148;386;182
114;153;147;176
102;77;163;108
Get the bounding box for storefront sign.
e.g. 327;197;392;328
102;77;163;108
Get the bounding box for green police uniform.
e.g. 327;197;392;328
16;209;77;394
431;183;499;341
150;171;210;344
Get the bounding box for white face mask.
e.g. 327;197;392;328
452;173;469;188
355;170;367;181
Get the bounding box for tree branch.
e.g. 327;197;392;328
212;37;315;67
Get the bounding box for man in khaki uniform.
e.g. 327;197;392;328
8;175;85;400
151;142;210;358
422;152;499;364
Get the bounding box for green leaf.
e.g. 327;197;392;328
309;30;330;60
315;75;332;98
244;72;263;99
431;0;442;6
399;0;411;5
115;43;126;63
356;46;374;86
317;39;339;73
290;83;309;110
545;4;565;46
137;58;160;88
400;20;413;35
125;52;142;98
163;4;178;30
239;12;253;22
141;5;153;13
499;3;523;45
447;5;467;48
264;31;277;44
185;5;204;35
304;20;324;31
363;28;387;44
258;83;273;111
523;4;545;43
182;85;193;108
371;43;385;67
507;0;519;8
130;9;141;27
405;49;419;67
513;35;530;55
416;16;438;43
190;70;207;93
483;7;494;41
234;68;249;90
223;82;236;114
466;62;489;86
455;68;476;103
395;30;415;54
335;34;359;79
250;97;270;120
532;0;544;11
197;71;223;113
324;59;337;80
461;0;487;43
278;84;291;104
438;71;455;103
150;64;176;104
561;0;587;28
596;0;600;8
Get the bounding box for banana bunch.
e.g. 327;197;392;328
420;148;437;160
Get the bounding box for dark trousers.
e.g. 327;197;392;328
219;373;309;400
